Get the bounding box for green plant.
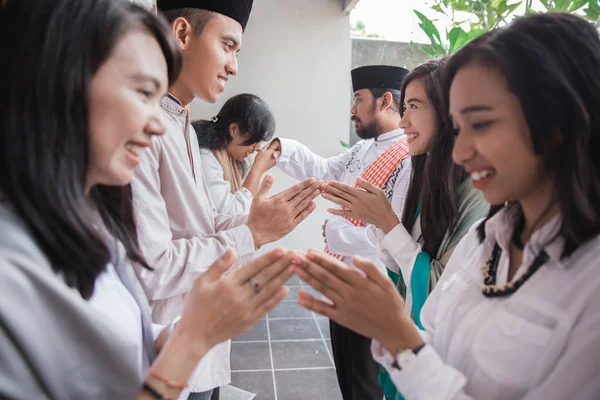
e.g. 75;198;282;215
414;0;600;58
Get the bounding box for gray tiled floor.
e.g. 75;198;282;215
231;278;343;400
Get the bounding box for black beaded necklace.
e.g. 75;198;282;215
481;242;549;298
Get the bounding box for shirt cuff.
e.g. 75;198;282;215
372;340;466;399
235;224;257;260
381;223;413;256
275;137;294;165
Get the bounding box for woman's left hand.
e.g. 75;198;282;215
294;250;423;355
321;177;400;234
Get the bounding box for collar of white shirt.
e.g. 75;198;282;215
483;208;566;269
375;128;405;143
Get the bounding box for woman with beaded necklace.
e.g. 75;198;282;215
293;12;600;400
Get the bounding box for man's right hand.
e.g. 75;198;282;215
247;174;321;247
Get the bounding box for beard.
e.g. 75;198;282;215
352;114;381;140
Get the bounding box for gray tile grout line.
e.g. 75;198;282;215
311;310;335;368
265;311;278;400
232;366;336;373
299;277;336;368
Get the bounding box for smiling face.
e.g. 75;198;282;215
86;29;168;191
399;78;439;155
449;62;552;206
177;13;242;103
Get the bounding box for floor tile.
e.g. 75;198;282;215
231;371;275;400
233;320;268;342
231;342;271;371
269;301;312;319
269;319;321;341
271;341;332;369
275;368;342;400
316;318;331;339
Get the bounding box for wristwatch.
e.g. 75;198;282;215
392;343;426;371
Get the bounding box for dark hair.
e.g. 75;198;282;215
192;93;276;150
443;13;600;258
0;0;182;299
369;88;401;113
161;8;214;35
399;59;469;256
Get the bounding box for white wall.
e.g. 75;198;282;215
190;0;353;253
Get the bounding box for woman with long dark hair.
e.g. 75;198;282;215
0;1;294;399
192;93;278;215
321;59;488;399
296;12;600;399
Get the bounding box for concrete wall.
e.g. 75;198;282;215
189;0;353;254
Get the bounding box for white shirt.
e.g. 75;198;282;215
276;129;412;271
88;263;144;378
373;215;422;313
372;209;600;400
131;96;252;392
198;148;253;215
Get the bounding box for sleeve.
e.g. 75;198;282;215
325;216;378;259
275;137;352;182
131;138;255;301
0;256;142;399
199;150;253;216
371;277;600;400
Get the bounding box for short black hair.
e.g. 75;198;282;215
193;93;276;151
161;8;215;35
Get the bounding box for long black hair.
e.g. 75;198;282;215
443;13;600;258
192;93;276;150
0;0;181;299
400;59;469;256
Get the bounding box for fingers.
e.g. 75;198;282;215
199;250;238;284
306;250;364;287
278;178;317;202
250;285;289;321
231;248;288;285
250;262;295;311
324;181;359;200
321;192;352;209
294;201;316;224
351;255;392;288
288;180;322;208
356;177;380;194
293;253;345;304
250;251;298;290
255;174;275;200
293;188;320;215
327;208;353;218
297;290;337;320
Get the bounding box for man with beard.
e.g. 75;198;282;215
268;65;411;400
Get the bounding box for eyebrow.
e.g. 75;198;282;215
130;73;162;90
353;93;362;99
405;97;424;104
459;105;494;114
